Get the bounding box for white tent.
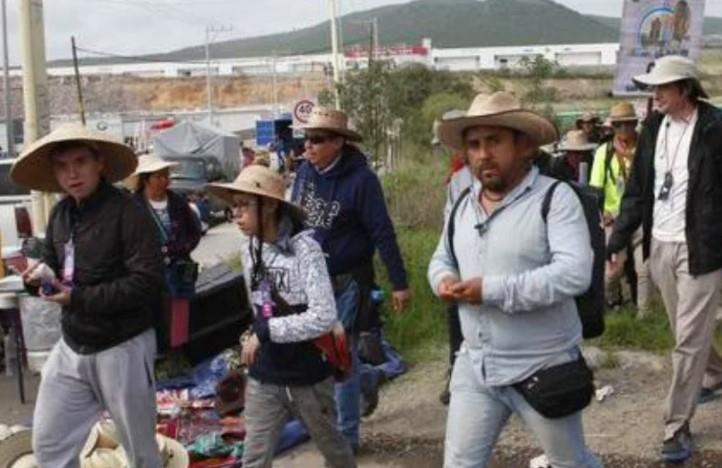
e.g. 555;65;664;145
153;121;241;178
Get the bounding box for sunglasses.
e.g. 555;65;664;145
305;134;334;145
612;121;637;129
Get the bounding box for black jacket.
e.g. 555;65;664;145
608;101;722;275
39;181;164;354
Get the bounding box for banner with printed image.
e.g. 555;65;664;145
613;0;706;96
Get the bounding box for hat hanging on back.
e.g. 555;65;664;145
298;107;363;142
632;55;708;98
207;164;306;224
437;92;559;151
10;123;137;193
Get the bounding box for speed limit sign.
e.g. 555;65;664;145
293;99;315;125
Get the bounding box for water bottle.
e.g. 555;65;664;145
370;287;385;305
4;332;16;377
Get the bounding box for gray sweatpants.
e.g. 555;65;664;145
243;377;357;468
32;329;162;468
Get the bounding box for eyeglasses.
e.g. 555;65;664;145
232;200;257;212
305;134;333;145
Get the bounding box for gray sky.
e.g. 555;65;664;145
4;0;722;64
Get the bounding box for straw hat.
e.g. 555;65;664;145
132;153;179;176
207;164;306;223
633;55;708;98
437;92;559;150
299;107;363;142
575;111;599;127
10;123;137;192
0;431;36;468
558;130;597;152
80;421;188;468
608;102;638;123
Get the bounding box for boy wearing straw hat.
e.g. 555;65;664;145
207;165;356;468
607;55;722;463
10;124;164;468
290;107;410;450
428;92;602;468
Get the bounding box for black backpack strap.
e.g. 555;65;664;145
541;181;563;223
447;187;472;267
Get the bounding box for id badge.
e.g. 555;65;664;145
62;240;75;284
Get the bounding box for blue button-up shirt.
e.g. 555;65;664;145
428;166;592;386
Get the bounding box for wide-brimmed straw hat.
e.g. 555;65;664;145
0;430;36;468
558;130;597;152
80;421;188;468
608;102;638;123
437;92;558;151
299;107;363;142
207;164;306;223
633;55;709;98
575;111;599;127
10;123;137;192
132;153;179;176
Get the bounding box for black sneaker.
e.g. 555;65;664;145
661;424;693;464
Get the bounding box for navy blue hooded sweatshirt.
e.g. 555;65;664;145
291;145;408;290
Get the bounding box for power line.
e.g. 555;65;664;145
75;45;205;65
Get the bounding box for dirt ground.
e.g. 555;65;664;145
278;346;722;467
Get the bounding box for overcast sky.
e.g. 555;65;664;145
4;0;722;65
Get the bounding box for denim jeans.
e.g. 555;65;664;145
445;348;603;468
333;279;362;449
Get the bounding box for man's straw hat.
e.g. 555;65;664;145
437;92;558;150
10;123;137;192
633;55;708;98
558;130;597;152
299;107;363;142
575;111;599;127
207;164;306;223
608;102;638;123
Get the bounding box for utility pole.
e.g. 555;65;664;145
71;36;85;125
1;0;13;158
19;0;51;231
328;0;341;109
271;51;278;118
205;24;232;126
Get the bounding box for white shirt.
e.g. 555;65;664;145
652;109;698;243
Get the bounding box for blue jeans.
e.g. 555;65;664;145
333;279;362;449
445;348;603;468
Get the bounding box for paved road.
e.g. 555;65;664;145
191;222;243;268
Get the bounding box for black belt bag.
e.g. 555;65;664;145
513;356;595;419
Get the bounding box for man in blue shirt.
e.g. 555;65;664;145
292;107;410;451
429;92;602;468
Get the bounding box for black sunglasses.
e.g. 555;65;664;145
305;134;335;145
612;121;637;129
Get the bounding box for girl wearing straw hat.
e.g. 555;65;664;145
207;164;356;468
130;153;202;349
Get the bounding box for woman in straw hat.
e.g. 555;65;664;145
207;164;356;468
130;153;202;349
9;123;164;468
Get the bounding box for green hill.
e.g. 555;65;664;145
64;0;722;67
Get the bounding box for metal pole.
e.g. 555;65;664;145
373;17;379;60
271;51;278;118
328;0;341;109
19;0;50;232
71;36;85;125
1;0;13;158
205;26;213;125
